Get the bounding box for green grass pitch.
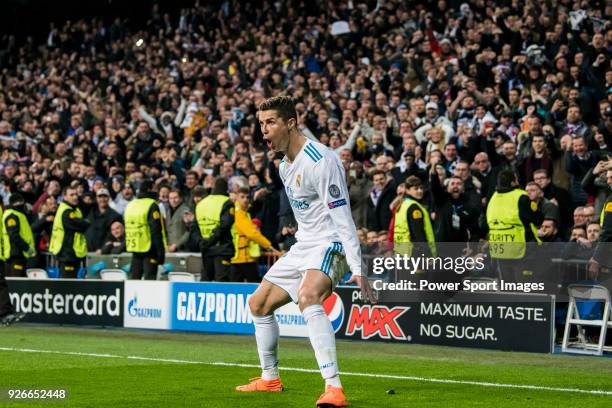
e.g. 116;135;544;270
0;325;610;407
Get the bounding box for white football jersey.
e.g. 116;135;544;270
279;139;362;276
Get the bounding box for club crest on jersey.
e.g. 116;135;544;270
296;174;301;187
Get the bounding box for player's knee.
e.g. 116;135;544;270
248;295;268;316
297;289;321;311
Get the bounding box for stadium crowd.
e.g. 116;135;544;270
0;0;610;280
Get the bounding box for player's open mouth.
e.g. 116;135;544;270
266;139;273;149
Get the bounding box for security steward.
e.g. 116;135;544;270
196;177;235;281
49;186;90;278
394;176;437;259
0;203;7;320
124;180;167;280
230;187;280;282
0;201;26;326
2;194;36;277
589;169;612;277
486;170;543;280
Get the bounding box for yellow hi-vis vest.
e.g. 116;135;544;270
231;204;261;263
0;206;4;261
394;198;437;256
49;202;87;258
2;209;35;259
124;198;167;253
601;195;611;226
487;189;541;259
195;195;229;239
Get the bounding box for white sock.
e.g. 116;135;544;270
252;314;280;380
302;304;342;388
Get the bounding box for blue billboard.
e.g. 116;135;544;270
171;282;258;334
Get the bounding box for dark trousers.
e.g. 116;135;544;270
4;257;27;277
59;260;81;279
230;262;261;283
202;256;231;282
130;253;159;280
0;261;14;317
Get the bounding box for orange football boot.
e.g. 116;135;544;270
235;377;283;392
316;385;349;407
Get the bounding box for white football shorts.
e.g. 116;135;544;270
263;240;349;303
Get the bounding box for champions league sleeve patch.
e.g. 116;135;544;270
328;184;341;198
328;198;347;209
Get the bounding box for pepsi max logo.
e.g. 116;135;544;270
322;292;344;333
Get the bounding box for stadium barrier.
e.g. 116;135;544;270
8;279;556;353
86;252;203;279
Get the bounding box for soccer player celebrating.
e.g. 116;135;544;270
236;96;374;407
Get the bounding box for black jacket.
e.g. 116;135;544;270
430;174;481;243
593;193;612;268
184;219;203;252
100;236;126;254
366;180;396;232
31;213;54;252
542;183;573;239
390;164;426;186
130;132;164;165
85;206;122;251
473;168;496;200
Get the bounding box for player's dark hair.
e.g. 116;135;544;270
237;187;250;195
258;96;298;123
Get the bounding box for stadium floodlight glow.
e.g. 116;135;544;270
136;38;144;47
181;56;188;63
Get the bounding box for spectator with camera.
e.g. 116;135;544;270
99;221;126;255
